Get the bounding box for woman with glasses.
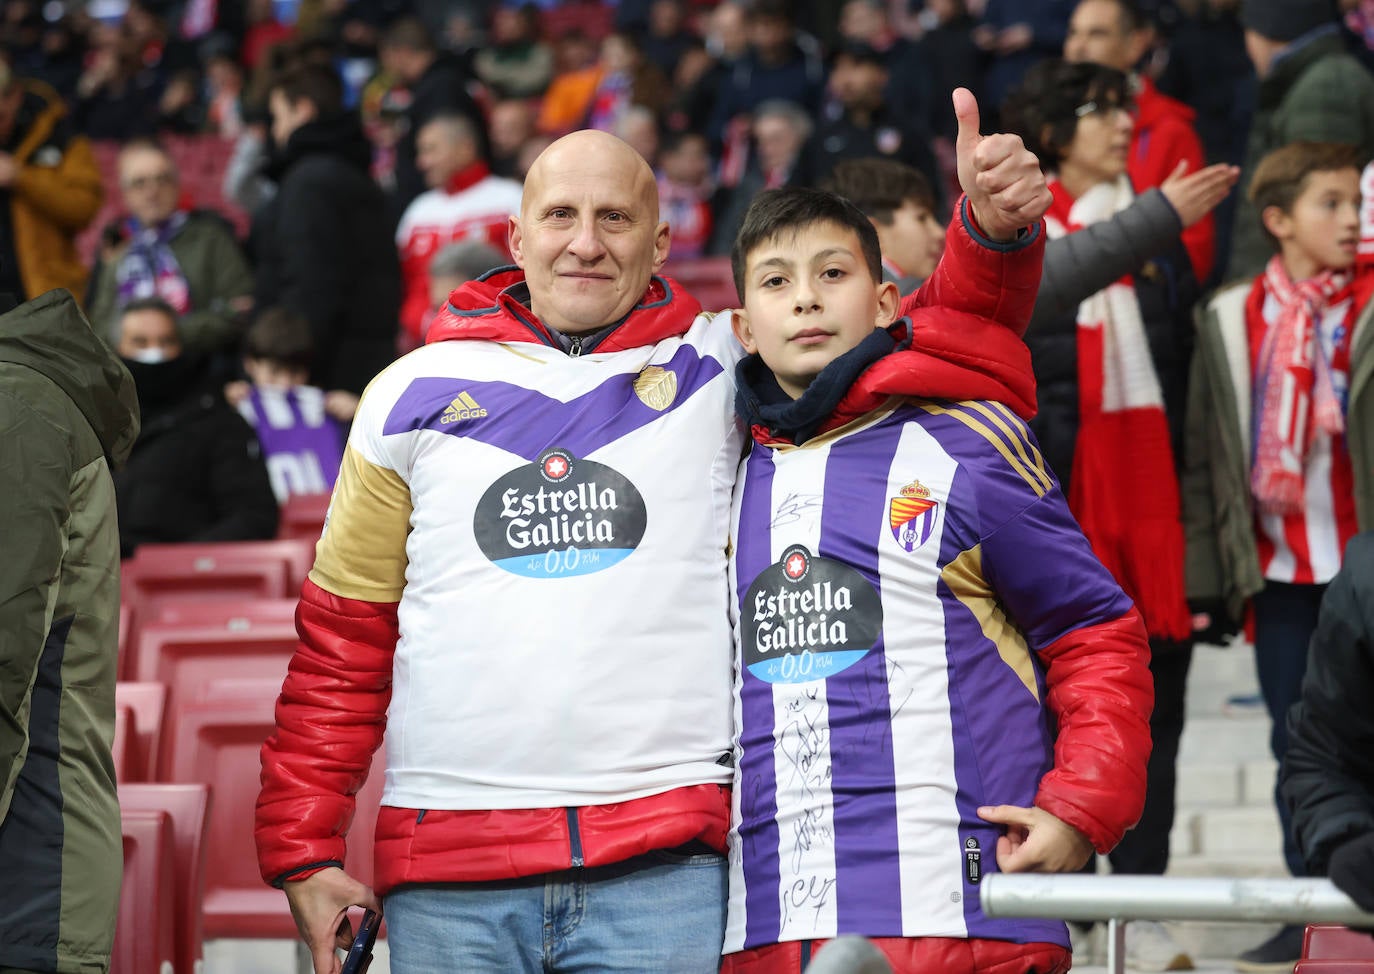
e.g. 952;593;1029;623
1001;57;1225;972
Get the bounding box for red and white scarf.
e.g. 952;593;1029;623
1251;255;1348;515
1045;176;1191;641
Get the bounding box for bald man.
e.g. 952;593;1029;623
257;93;1054;974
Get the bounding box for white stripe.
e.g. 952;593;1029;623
766;444;838;941
1304;433;1342;582
879;423;967;936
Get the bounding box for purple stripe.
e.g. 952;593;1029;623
931;460;1065;946
381;343;726;460
817;428;905;935
735;449;784;947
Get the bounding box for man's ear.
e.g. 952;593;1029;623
731;307;758;354
875;280;901;326
1261;204;1292;243
652;220;671;272
508;214;525;268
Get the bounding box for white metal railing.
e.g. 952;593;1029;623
980;874;1374;973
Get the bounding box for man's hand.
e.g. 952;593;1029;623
283;866;382;974
954;88;1052;242
979;803;1095;873
1160;160;1241;229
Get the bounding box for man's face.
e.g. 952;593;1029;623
829;55;887;110
881;199;945;282
754;115;803;172
489;101;535;158
417;121;473;189
510;133;670;336
269;88;313;150
119;145;180;226
1064;0;1146;72
118;308;182;362
839;0;886;44
733;219;898;399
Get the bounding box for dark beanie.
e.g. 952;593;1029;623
1240;0;1334;42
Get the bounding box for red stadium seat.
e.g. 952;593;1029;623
112;704;134;783
119;783;211;974
663;256;740;313
1294;963;1374;973
277;491;332;543
163;678;386;939
115;681;168;782
111;808;177;974
1304;925;1374;960
540;0;613;41
122;541;295;615
150;597;299;628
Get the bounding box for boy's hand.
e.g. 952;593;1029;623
978;803;1095;873
954;87;1052;242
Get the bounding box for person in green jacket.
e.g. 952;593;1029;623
0;288;139;973
1225;0;1374;282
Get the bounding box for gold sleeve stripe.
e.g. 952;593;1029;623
308;446;412;603
962;400;1052;492
917;402;1048;497
941;544;1039;702
984;400;1051;481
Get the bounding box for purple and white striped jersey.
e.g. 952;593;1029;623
237;386;347;502
725;398;1133;952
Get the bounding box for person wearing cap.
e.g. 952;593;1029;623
1225;0;1374;282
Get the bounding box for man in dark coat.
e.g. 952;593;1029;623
113;296;278;558
254;63;401;395
1283;531;1374;915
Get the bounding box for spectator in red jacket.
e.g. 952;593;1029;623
1065;0;1215;283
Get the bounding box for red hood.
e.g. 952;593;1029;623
1134;75;1195;129
428;267;704;352
822;309;1038;434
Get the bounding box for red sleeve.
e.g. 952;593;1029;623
399;241;432;345
1132;120;1213;284
900;194;1046;338
1033;607;1154;853
255;578;397;886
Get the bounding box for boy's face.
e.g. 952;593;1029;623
880;199;945;282
733;220;899;399
244;357;309;390
1263;168;1362;278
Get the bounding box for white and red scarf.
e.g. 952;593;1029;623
1045;175;1191;641
1251;255;1349;515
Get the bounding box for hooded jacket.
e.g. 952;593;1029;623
254;199;1045;897
0;289;138;973
252;112;401;395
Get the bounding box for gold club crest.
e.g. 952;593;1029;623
634;366;678;411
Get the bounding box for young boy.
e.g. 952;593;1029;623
1186;143;1373;947
722;186;1153;973
234;308;353;502
822;157;947;294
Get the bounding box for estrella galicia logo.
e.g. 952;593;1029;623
742;544;883;684
474;448;647;577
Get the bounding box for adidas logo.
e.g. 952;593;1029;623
441;391;489;424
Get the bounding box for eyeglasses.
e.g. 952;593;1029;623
122;172;177;191
1075;100;1134;120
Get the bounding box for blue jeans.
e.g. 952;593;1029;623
384;849;728;973
1252;580;1327;877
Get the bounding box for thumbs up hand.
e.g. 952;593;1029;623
954;87;1052;242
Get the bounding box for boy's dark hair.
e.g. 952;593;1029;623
244;307;315;371
660;128;707;157
821;158;935;225
122;295;180;324
731;187;883;298
271;63;343;118
999;58;1130;168
1249;141;1363;248
380;16;436;54
1096;0;1151;32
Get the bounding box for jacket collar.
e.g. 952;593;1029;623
428;266;703;353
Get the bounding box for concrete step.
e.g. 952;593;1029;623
1189;805;1284;857
1178;715;1271;766
1176;762;1243;808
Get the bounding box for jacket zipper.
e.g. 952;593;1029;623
565;807;585;867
